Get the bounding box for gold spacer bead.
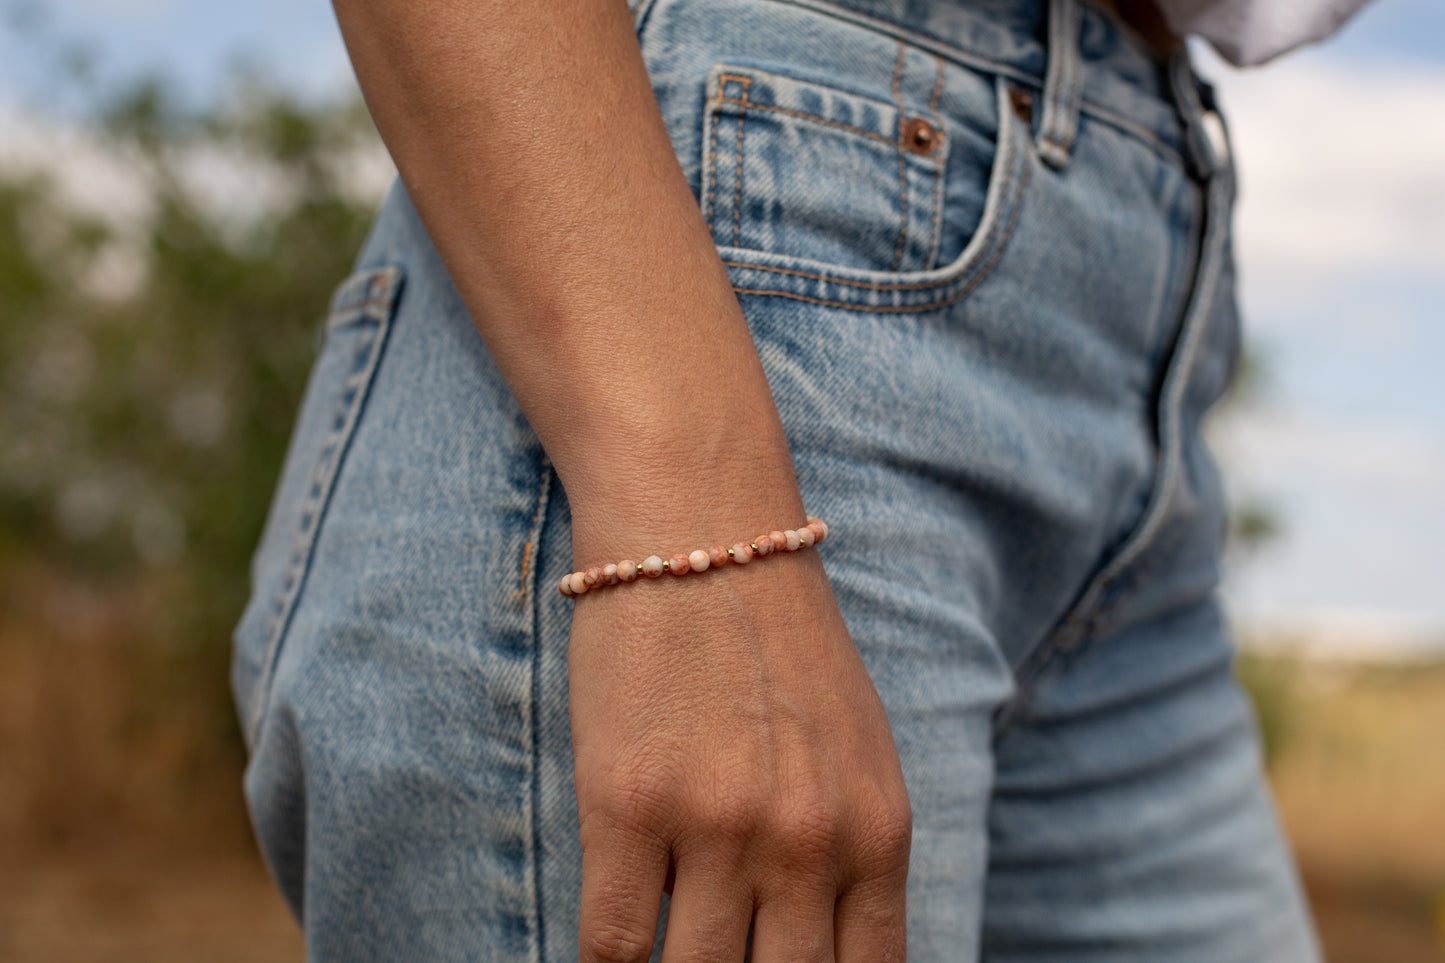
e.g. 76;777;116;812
750;543;759;554
635;563;644;574
662;560;670;572
727;547;735;559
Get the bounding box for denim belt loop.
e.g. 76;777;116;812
1168;49;1232;182
1037;0;1085;170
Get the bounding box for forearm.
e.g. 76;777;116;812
331;0;803;558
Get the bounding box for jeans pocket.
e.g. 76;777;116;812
711;69;1032;314
230;264;405;748
702;63;951;274
638;0;1034;312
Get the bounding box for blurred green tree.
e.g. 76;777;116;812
0;66;388;759
1214;347;1294;766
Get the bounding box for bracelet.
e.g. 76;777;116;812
558;518;829;598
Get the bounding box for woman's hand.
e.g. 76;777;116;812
569;549;911;962
329;0;908;953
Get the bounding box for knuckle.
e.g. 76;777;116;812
854;794;913;870
580;923;654;963
693;789;764;844
585;765;678;837
775;797;846;863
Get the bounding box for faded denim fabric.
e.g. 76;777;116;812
231;0;1321;959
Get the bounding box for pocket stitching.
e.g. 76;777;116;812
247;264;405;744
731;80;748;247
718;76;1030;311
729;133;1029;312
716;96;898;147
703;61;950;273
889;40;909;273
925;55;948;270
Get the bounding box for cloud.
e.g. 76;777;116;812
1212;407;1445;505
77;0;173;15
1199;53;1445;292
0;95;393;297
0;102;155;228
1211;403;1445;640
0;97;393;232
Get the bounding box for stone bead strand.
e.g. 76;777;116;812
557;518;829;598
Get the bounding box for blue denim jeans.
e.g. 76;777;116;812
232;0;1321;958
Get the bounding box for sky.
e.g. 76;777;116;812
3;0;1442;654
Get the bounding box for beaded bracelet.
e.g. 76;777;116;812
558;518;829;598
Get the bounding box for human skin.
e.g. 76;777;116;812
328;0;912;960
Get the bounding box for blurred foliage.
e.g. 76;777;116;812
0;67;386;754
1215;346;1285;559
1233;648;1297;768
1216;350;1290;764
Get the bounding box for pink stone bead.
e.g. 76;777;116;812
688;549;710;572
617;560;638;582
602;563;620;586
669;553;691;575
783;530;802;551
798;526;816;547
558;575;575;597
583;567;602;588
731;542;754;564
754;534;774;557
567;572;589;595
807;519;828;544
768;531;788;553
641;555;665;578
708;545;729;569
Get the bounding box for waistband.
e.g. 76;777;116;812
751;0;1225;177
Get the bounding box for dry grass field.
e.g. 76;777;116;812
1248;652;1445;963
2;574;1441;960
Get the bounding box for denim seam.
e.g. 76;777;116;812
631;0;661;33
706;75;753;238
732;85;748;247
514;456;554;599
324;297;396;327
995;163;1230;736
716;96;896;147
1080;104;1183;168
925;55;947;270
890;41;910;273
248;264;404;747
523;455;554;963
706;87;722;228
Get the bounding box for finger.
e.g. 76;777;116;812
748;882;836;963
833;871;908;963
578;825;670;963
657;858;752;963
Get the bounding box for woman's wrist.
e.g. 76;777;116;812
552;407;806;562
565;482;810;570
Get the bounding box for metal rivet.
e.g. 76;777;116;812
902;117;938;155
1008;87;1033;123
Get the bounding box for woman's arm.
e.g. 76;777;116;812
331;0;795;536
331;0;911;959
